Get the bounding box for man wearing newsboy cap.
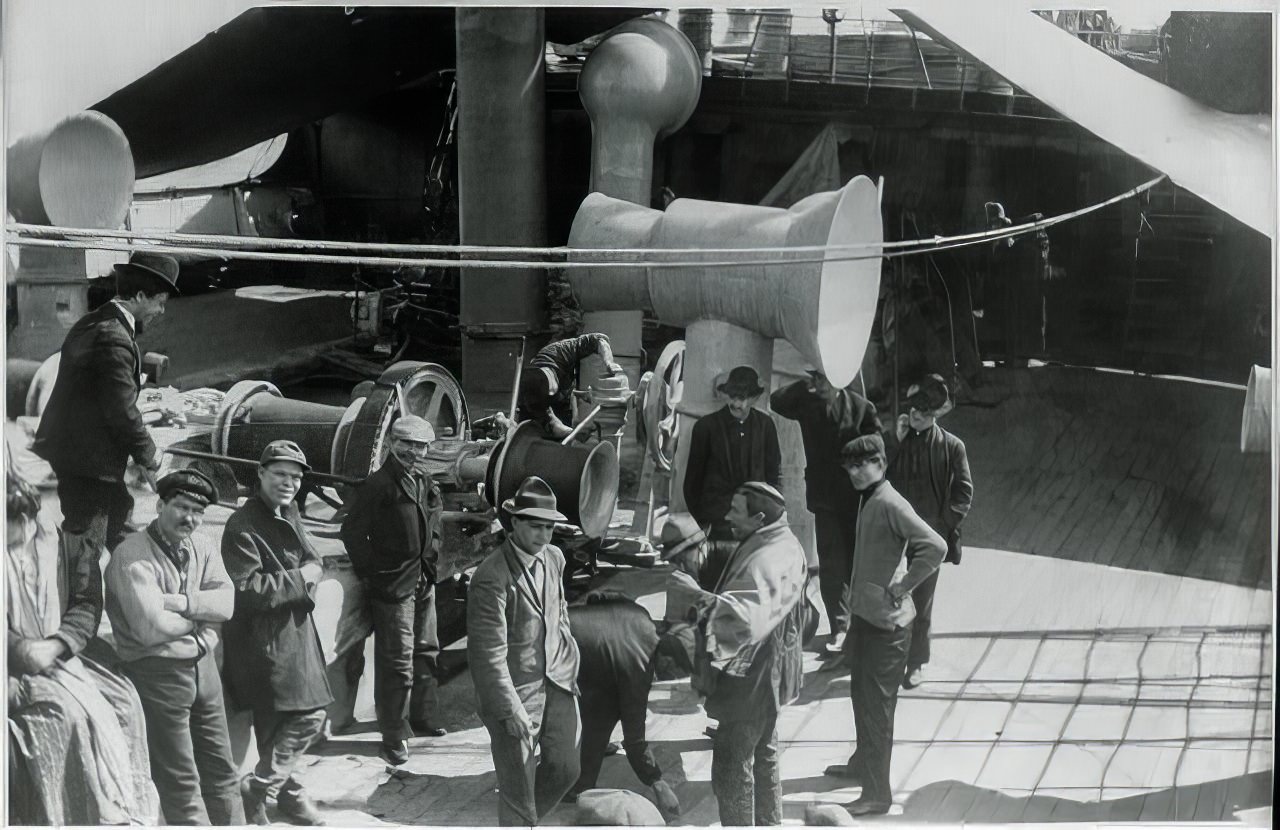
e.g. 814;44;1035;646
222;441;332;825
107;468;244;825
34;251;180;555
339;416;448;766
468;476;582;825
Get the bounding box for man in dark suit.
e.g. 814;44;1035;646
222;440;332;826
340;415;447;766
33;252;178;553
682;366;781;548
467;477;581;826
771;370;879;654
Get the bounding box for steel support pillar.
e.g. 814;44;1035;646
455;8;548;407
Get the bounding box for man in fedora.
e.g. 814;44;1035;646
886;374;973;689
106;468;244;825
339;415;448;766
222;440;332;825
34;251;179;553
771;369;879;655
658;512;709;625
682;365;781;553
468;476;581;825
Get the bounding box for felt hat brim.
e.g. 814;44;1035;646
502;499;568;523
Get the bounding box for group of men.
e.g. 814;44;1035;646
16;247;972;826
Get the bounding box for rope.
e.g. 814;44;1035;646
5;175;1166;268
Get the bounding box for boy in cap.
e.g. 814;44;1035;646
467;476;582;825
886;374;973;689
668;481;807;826
34;251;180;554
222;440;333;825
106;468;245;825
771;369;879;654
682;366;781;548
824;434;945;816
507;333;624;440
339;415;447;765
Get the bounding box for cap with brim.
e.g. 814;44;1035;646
502;475;568;523
260;439;311;472
737;480;787;508
157;468;219;505
658;513;706;560
841;433;885;464
390;415;435;443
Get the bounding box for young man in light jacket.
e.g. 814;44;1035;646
823;433;945;816
106;468;244;825
668;481;807;826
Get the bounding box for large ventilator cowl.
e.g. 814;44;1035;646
6;111;136;228
567;175;884;388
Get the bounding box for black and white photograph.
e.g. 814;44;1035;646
2;0;1275;826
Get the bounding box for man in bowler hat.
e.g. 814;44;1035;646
682;366;781;548
339;415;448;766
467;476;582;825
34;251;179;553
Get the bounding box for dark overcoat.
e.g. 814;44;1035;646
682;406;781;529
220;495;333;713
33;303;154;481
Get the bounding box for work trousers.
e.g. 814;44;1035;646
248;708;328;797
572;689;662;796
481;683;581;826
907;569;939;670
122;652;244;826
813;509;857;636
846;616;912;806
711;710;782;826
327;571;440;734
56;473;134;552
370;587;440;742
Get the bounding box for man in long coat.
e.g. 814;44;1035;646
771;369;879;652
222;441;332;826
339;415;447;766
33;252;178;552
885;374;973;688
467;477;581;825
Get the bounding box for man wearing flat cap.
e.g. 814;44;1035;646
222;440;332;826
683;366;781;555
668;481;807;825
34;251;180;554
107;468;244;825
468;476;581;825
823;434;945;816
339;415;447;765
886;374;973;689
771;369;879;655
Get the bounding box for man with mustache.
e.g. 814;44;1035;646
33;252;178;554
106;468;244;825
222;441;332;826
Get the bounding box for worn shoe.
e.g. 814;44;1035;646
845;798;891;816
410;720;448;738
240;777;270;826
278;790;327;826
704;726;718;739
902;666;925;689
823;763;863;783
604;741;621;756
380;740;409;766
824;631;847;654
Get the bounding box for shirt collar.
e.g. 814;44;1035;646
147;521;188;564
509;537;544;566
110;299;136;335
857;478;886;495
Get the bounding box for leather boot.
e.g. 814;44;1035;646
240;777;270;826
278;789;327;826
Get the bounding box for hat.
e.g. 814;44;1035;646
501;476;568;523
717;365;764;398
390;415;435;443
157;468;219;506
905;373;952;416
259;439;311;471
115;252;181;294
841;433;885;465
658;512;706;560
735;481;787;524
